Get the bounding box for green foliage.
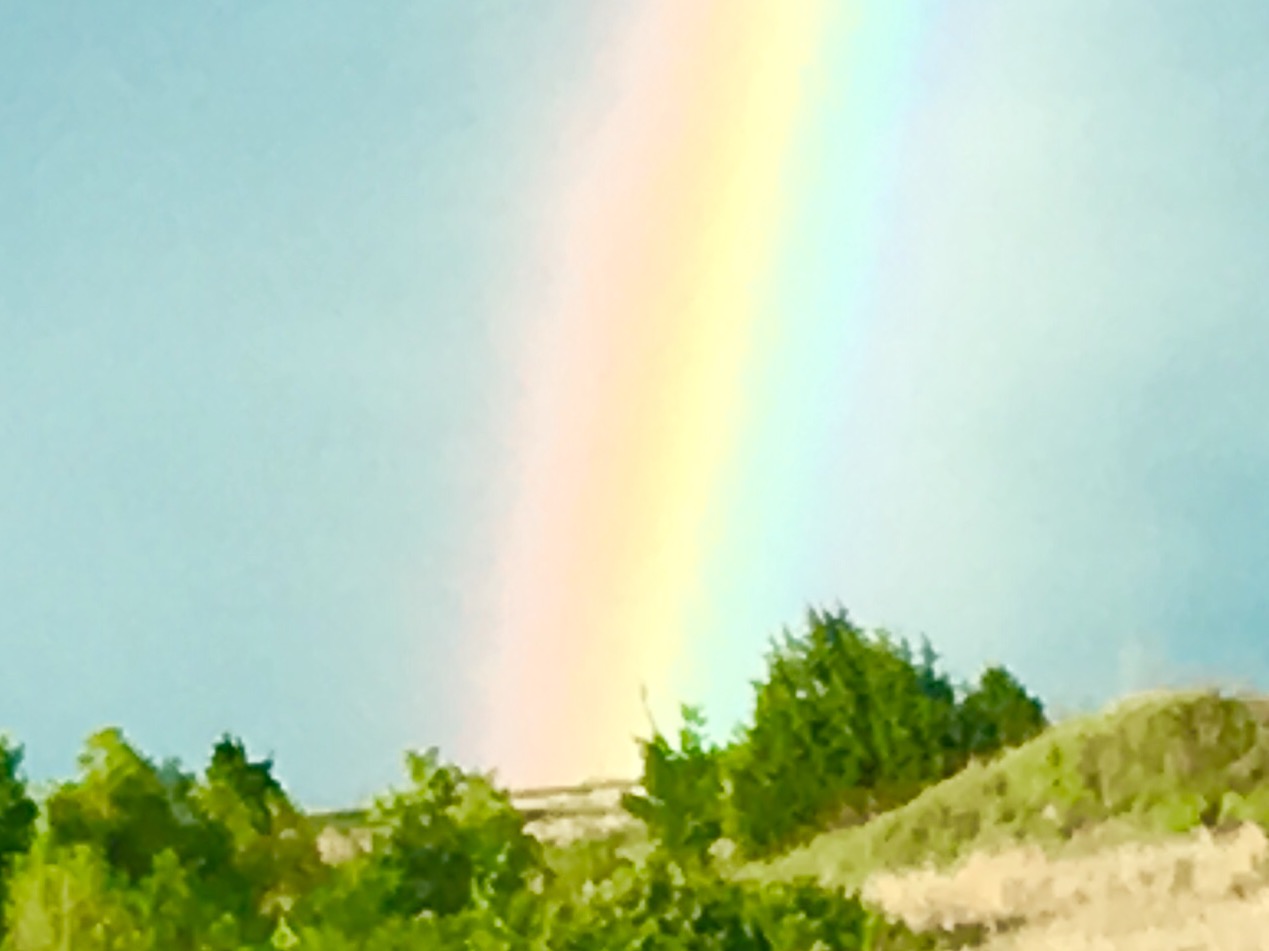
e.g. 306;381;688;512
530;850;976;951
44;729;216;886
0;605;1063;949
621;703;726;863
722;607;968;856
2;840;145;951
292;848;971;951
291;850;405;941
0;739;37;940
299;746;543;936
0;839;242;951
957;665;1047;760
538;825;649;904
194;734;328;927
754;688;1269;896
14;729;324;948
1;720;981;950
622;606;1050;861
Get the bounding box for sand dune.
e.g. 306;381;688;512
863;822;1269;950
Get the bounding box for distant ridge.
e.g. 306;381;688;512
310;776;644;862
506;776;638;799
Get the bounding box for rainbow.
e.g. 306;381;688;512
480;1;938;789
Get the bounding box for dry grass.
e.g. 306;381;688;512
863;821;1269;949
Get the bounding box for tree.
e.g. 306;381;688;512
723;606;964;855
0;737;37;940
193;734;326;939
44;729;188;885
911;636;964;779
39;729;271;944
956;665;1048;760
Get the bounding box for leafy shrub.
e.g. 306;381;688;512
537;851;980;951
621;703;726;863
538;827;646;904
297;747;543;936
291;836;976;950
3;840;147;951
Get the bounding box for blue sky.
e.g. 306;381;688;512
812;0;1269;715
0;1;625;808
688;1;1269;740
858;0;1269;705
6;1;1269;809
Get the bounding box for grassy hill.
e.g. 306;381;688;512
739;687;1269;894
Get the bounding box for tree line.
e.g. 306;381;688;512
0;604;1044;949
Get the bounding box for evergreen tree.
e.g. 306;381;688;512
957;665;1048;760
0;738;37;940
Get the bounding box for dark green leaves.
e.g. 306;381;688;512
0;738;36;941
626;606;1048;860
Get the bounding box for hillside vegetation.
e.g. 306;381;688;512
1;603;1264;949
621;606;1048;864
746;687;1269;894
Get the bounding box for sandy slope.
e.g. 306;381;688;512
862;822;1269;950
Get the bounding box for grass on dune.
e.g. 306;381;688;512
740;687;1269;894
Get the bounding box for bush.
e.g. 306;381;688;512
539;827;646;903
291;835;976;950
517;851;975;951
296;747;543;937
621;703;727;864
722;607;966;856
